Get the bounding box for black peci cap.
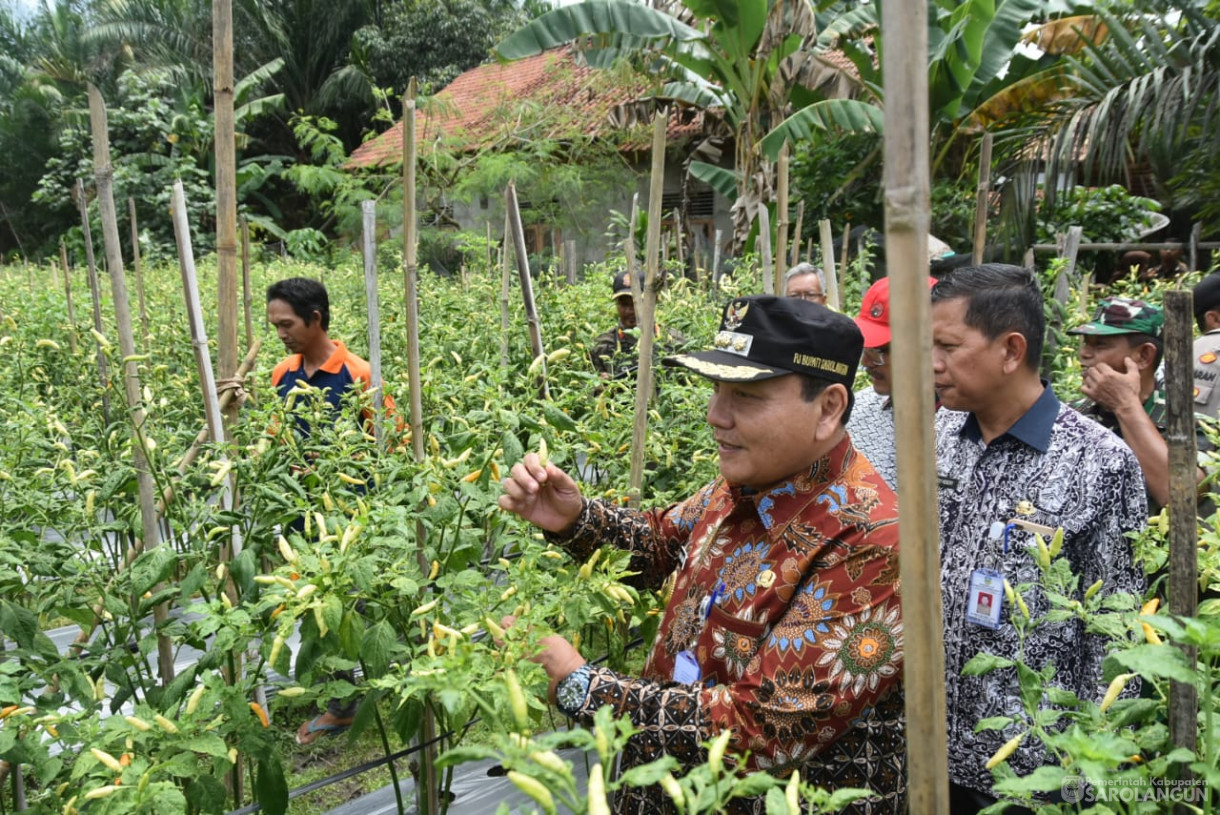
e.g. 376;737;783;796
612;271;634;299
664;295;863;384
1194;273;1220;320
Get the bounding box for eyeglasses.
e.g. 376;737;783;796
861;347;889;367
789;291;826;303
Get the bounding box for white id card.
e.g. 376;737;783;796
966;568;1004;629
673;649;701;683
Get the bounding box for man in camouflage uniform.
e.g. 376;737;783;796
1069;297;1204;513
590;270;685;381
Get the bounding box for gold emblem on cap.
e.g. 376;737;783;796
723;301;749;331
1015;500;1036;516
669;354;774;380
757;569;776;589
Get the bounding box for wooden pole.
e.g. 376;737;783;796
1028;240;1220;253
565;239;577;285
362;200;385;449
1164;291;1199;775
776;145;789;295
841;222;851;275
403;78;425;466
214;0;239;429
127;197;149;342
505;181;548;400
672;208;684;274
971;132;993;265
402;78;437;815
1044;227;1082;378
64;341;260;667
59;241;78;354
77;178;111;423
759;207;774;295
170;180;241;566
170;182;230;483
1190;222;1203;272
87;84;174;688
791;201;805;266
880;0;948;809
712;228;723;290
818;219;840;310
500;209;512;372
627;109;667;508
241;215;253;350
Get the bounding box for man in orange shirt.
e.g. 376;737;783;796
266;277;394;745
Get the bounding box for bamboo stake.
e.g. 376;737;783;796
759;207;773;295
672;208;684;275
59;241;78;354
818;219;840;310
1043;227;1082;378
1164;291;1199;772
128;196;149;342
66;341;260;664
565;239;577;284
791;201;804;266
627;109;667;508
500;209;512;372
881;0;948;808
214;0;239;431
776;145;789;294
362;200;385;449
87;83;174;688
627;192;640;279
1190;222;1202;272
841;222;851;277
170;182;231;498
402;78;436;815
971;132;993;265
241;215;253;350
77;178;111;424
505;181;548;400
712;228;723;290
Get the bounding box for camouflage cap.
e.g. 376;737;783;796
1068;297;1164;338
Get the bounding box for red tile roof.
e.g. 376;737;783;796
347;46;707;169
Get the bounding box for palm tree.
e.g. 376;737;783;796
1035;4;1220;225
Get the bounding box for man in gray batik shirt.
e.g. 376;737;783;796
930;264;1146;813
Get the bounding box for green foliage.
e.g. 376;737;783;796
1035;184;1161;245
354;0;531;96
32;69;214;261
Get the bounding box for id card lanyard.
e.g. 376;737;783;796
966;521;1010;630
671;517;728;684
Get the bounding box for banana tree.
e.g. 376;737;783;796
495;0;846;249
763;0;1054;173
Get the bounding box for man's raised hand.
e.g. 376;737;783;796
498;452;583;534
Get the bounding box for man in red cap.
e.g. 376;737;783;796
846;276;937;489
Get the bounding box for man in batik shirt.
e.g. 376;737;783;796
501;296;905;814
931;265;1146;812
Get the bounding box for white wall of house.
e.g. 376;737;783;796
443;156;733;278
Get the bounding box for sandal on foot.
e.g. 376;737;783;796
295;715;352;746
